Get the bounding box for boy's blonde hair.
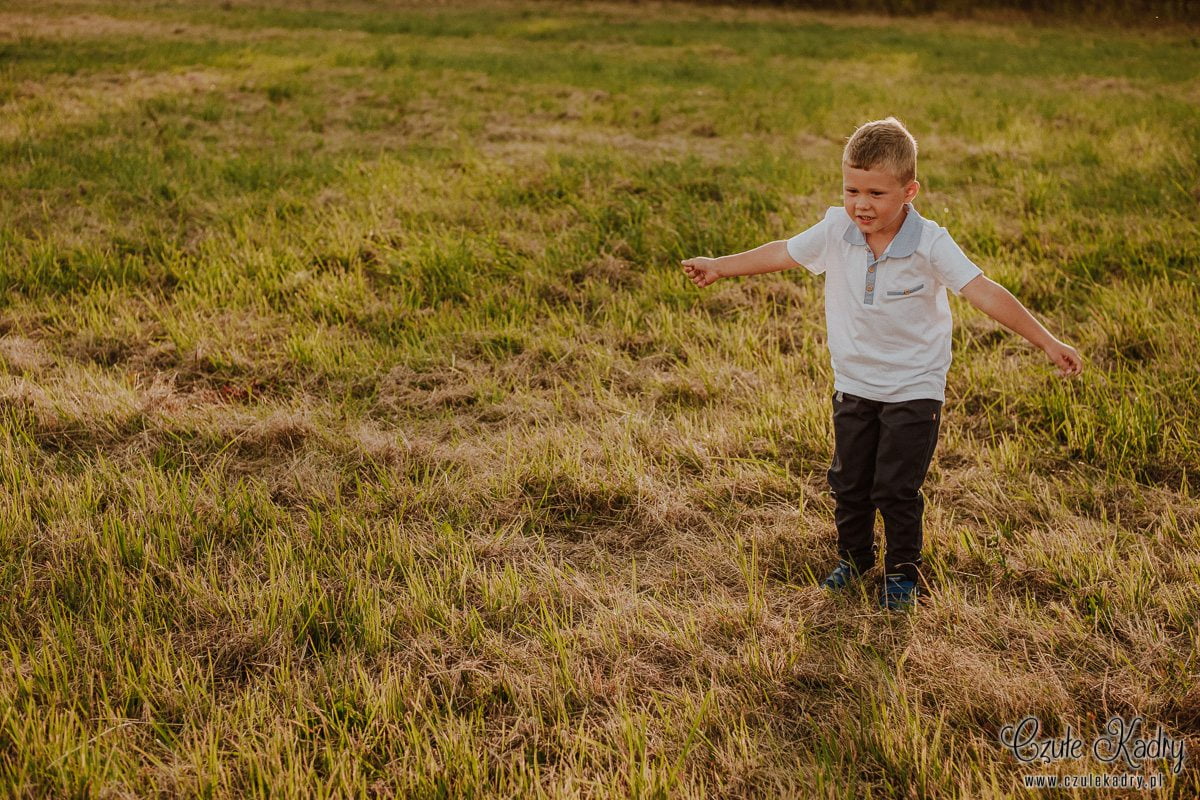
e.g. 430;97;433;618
843;117;918;185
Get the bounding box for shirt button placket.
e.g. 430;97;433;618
864;256;877;305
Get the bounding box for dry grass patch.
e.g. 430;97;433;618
0;69;230;143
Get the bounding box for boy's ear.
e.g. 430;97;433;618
905;180;920;202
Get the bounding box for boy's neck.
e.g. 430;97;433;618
866;204;909;259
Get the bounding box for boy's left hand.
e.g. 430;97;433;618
1043;339;1083;377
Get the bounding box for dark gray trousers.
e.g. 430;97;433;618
827;391;942;582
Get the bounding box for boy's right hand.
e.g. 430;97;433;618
681;257;722;288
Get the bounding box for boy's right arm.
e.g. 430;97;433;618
681;240;797;288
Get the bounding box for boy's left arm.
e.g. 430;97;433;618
958;275;1083;377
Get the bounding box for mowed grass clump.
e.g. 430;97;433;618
1;0;1198;796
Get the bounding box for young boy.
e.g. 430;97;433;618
681;117;1082;611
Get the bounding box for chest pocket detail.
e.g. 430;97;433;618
886;283;925;297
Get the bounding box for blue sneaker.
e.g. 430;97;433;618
880;574;918;611
820;559;862;590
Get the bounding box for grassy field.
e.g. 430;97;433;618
1;0;1199;796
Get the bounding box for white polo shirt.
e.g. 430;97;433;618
785;204;983;403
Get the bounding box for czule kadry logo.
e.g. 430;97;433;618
999;715;1186;775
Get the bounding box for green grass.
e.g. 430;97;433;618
1;0;1199;796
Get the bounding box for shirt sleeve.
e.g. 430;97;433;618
929;231;984;295
784;209;833;276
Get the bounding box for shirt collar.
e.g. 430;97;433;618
842;203;923;258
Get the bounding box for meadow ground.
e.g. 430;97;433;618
1;1;1199;796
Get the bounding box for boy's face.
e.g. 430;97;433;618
842;164;920;239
